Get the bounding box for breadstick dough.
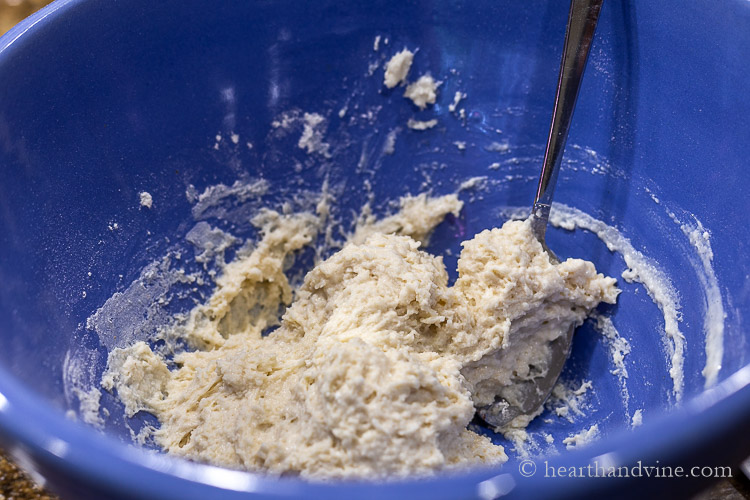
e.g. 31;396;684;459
102;212;618;480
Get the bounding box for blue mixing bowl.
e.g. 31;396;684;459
1;0;749;498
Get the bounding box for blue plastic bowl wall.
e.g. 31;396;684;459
0;0;749;499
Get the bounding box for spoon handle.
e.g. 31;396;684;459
532;0;603;239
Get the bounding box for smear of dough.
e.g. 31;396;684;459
666;211;724;388
562;424;600;450
547;205;685;402
298;113;331;157
186;179;270;220
449;91;466;113
590;312;631;412
548;380;593;422
406;118;438;130
631;409;643;428
103;211;617;479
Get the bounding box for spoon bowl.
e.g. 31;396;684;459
477;0;604;429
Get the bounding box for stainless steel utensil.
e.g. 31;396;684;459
478;0;603;428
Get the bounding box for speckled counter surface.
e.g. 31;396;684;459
0;450;57;500
0;0;50;34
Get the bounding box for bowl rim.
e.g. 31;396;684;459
1;1;750;498
1;360;749;499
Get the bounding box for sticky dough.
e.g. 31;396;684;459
103;203;618;480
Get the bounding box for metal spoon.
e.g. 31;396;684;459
477;0;603;429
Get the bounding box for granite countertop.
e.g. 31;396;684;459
0;0;51;34
1;449;57;500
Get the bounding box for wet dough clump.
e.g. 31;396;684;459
103;210;617;479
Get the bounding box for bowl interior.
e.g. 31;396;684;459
1;0;749;491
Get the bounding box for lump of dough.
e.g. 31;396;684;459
404;75;440;109
456;220;619;427
383;48;414;88
153;233;507;479
103;216;617;479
